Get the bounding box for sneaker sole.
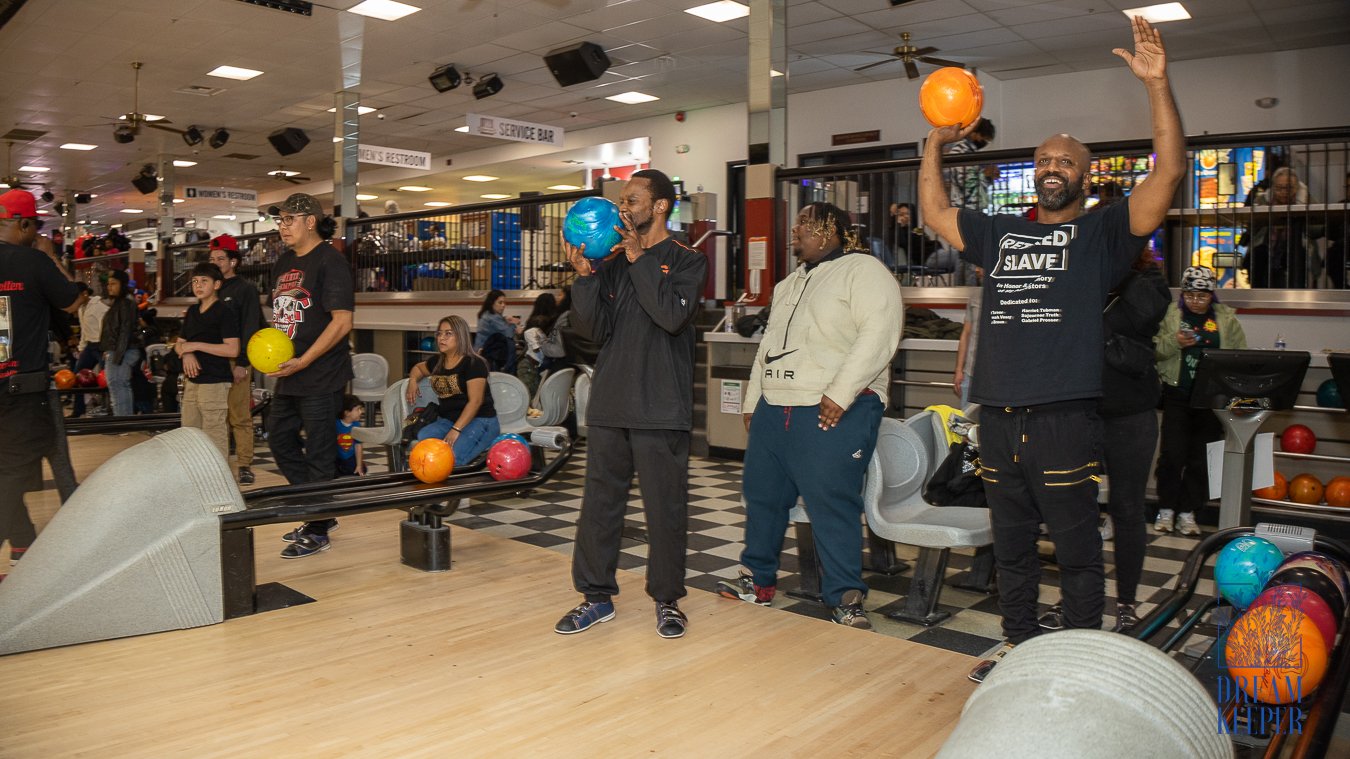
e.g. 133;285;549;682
554;610;616;635
715;588;771;606
282;524;341;544
657;625;686;639
279;541;332;559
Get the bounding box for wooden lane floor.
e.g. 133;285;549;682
5;440;978;757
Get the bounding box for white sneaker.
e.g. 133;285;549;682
1176;512;1200;536
1099;516;1114;542
1154;509;1175;533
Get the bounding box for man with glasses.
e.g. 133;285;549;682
1244;167;1318;288
263;194;354;559
209;234;263;484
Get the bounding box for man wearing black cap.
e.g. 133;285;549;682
209;234;263;484
264;194;354;558
0;189;80;580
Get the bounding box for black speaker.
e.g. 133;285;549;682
75;193;91;204
544;42;610;87
472;74;503;100
131;173;158;195
519;191;541;230
268;127;310;156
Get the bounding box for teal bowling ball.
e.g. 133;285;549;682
1214;536;1284;610
419;336;436;351
493;432;529;448
563;197;623;260
1316;379;1342;409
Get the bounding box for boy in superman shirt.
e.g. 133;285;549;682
335;394;366;477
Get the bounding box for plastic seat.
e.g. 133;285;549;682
350;353;389;420
351;378;409;471
529;367;575;428
489;372;531;435
573;372;591;439
863;412;993;626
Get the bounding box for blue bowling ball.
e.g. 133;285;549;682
1316;378;1342;409
1215;536;1284;610
419;335;436;351
563;197;623;260
493;432;529;448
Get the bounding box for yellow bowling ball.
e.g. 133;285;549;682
247;327;295;374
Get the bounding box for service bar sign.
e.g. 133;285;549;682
466;113;564;147
183;186;258;203
358;144;432;170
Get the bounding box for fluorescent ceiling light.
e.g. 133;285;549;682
462;175;498;182
110;224;122;229
606;91;659;104
480;194;510;200
0;183;7;189
684;1;749;23
19;166;48;173
771;69;784;77
356;193;379;201
60;143;98;151
454;126;469;133
348;0;421;21
173;160;197;167
269;170;301;177
207;65;264;81
424;201;452;207
213;214;237;220
326;106;378;115
120;209;144;214
1123;3;1191;22
398;185;433;192
548;184;582;191
37;209;50;215
173;198;185;203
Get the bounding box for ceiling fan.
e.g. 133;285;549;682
268;168;313;185
2;142;26;188
92;62;186;142
855;32;966;79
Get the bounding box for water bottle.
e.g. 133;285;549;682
723;302;736;333
1274;334;1286;351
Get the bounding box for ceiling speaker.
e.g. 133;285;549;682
472;74;503;100
429;64;461;93
268;127;310;156
544;42;610;87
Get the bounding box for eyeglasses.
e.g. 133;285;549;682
435;330;455;337
1183;292;1212;300
276;213;312;227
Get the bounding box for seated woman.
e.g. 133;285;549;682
404;315;500;464
518;292;566;395
474;289;520;373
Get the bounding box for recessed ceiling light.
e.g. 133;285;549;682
173;160;197;167
348;0;421;21
19;166;49;173
454;126;469;133
548;184;582;191
424;201;452;207
120;209;144;214
60;143;98;151
685;1;749;23
207;65;264;81
269;170;301;177
1122;3;1191;22
173;198;185;203
606;91;659;104
398;185;433;192
213;214;237;220
480;194;511;200
110;224;122;229
462;175;498;182
327;106;378;115
37;209;50;215
88;194;98;198
356;193;379;201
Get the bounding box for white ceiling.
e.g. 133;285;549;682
1;0;1347;226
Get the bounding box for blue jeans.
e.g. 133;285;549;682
416;415;500;465
72;344;102;416
104;346;142;416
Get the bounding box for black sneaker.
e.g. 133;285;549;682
715;574;775;606
969;642;1016;683
830;589;872;630
554;601;616;635
656;601;687;639
238;467;255;485
1113;603;1140;634
279;533;331;559
1037;603;1065;631
282;522;340;543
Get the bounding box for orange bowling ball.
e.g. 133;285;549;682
53;369;76;389
1288;474;1324;505
919;67;983;128
1224;604;1328;704
1326;477;1350;508
1253;471;1288;501
409;438;455;484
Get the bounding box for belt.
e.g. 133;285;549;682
995;398;1097;414
1;371;49;397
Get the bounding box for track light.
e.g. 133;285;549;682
182;125;204;147
472;73;503;100
113;124;136;144
209;127;231;149
429;63;461;93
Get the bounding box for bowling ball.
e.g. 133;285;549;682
97;369;108;388
562;197;623;260
247;328;295;374
1278;552;1348;612
919;66;984;128
1215;536;1285;610
53;369;76;390
1315;378;1342;409
492;432;530;449
1287;474;1323;505
409;438;455;484
486;439;531;481
76;368;97;388
1250;584;1339;650
1223;604;1328;704
1253;471;1287;501
1326;477;1350;508
419;335;436;351
1267;566;1346;622
1280;424;1316;455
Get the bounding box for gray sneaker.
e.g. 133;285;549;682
830;589;872;630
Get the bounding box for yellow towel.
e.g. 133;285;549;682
923;404;965;447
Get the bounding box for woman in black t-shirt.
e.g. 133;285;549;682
405;315;500;463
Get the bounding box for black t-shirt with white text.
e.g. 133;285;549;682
269;241;355;395
422;353;496;422
0;242;79;379
956;201;1149;407
182;299;241;384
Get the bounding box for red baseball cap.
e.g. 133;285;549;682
209;234;239;252
0;189;38;219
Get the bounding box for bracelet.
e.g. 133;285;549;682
451;426;462;433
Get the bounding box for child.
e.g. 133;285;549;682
336;394;366;476
175;263;240;460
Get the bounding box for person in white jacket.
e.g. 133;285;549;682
717;201;903;630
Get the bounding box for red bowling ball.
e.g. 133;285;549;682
1249;584;1339;652
487;439;531;481
76;369;98;388
1279;424;1317;455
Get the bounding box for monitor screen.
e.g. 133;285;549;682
1329;353;1350;408
1190;349;1310;410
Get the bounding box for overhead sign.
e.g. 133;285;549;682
183;186;258;203
358;143;432;170
467;113;564;147
831;130;880;146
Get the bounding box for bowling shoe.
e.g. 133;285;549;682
1153;508;1175;533
656;601;688;639
715;574;775;606
969;642;1016;684
830;589;872;630
279;533;330;559
554;600;615;635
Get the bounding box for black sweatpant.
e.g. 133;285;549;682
1155;387;1221;516
1102;409;1157;606
267;390;343;536
980;401;1105;643
0;392;58;549
572;425;689;604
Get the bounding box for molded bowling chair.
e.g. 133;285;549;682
350;353;390;422
352;379;410;472
529;367;575;428
862;412;993;626
573;372;591;439
490;371;532;435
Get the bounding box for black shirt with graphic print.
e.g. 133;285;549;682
422;353;495;421
956;201;1150;407
269;241;355;395
0;241;79;379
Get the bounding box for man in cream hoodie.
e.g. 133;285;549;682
718;202;903;629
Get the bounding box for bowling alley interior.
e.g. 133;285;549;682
2;0;1350;756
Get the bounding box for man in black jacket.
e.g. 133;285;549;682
553;169;707;639
210;235;264;484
